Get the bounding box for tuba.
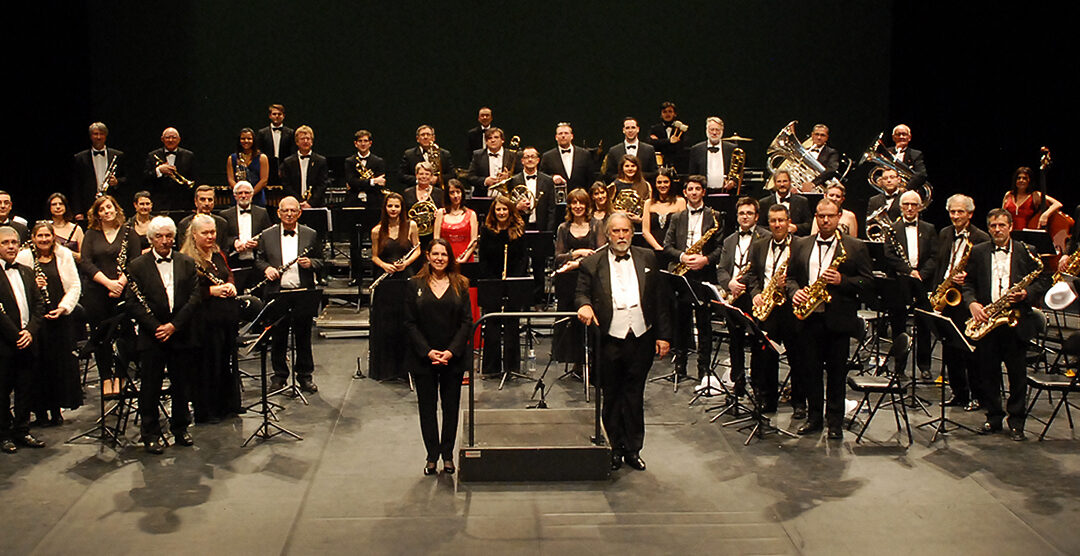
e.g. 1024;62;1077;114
764;121;840;193
864;204;895;242
859;132;932;210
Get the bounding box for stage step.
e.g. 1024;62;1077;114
459;408;610;482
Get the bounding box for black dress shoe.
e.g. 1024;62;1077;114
1;439;16;453
49;415;64;427
827;428;843;440
173;430;194;446
16;434;45;448
791;407;808;420
299;379;318;393
977;421;1003;435
964;400;981;412
269;378;287;392
1009;428;1027;441
424;462;438;476
144;440;165;454
611;453;623;471
624;454;647;471
797;422;823;435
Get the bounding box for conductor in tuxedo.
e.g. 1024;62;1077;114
540;123;596;192
962;208;1049;441
688;117;739;192
662;176;728;381
144;127;196;211
220;181;273;293
881;190;937;377
343;130;388;208
0;226;46;453
124;216;201;454
786;198;873;439
758;170;812;236
603;117;658;183
72;121;126;219
255;196;324;394
280;125;328;208
576;213;672;471
865;167;904;223
796;124;842;193
400;125;455;189
255;104;295;189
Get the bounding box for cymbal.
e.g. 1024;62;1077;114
723;134;754;142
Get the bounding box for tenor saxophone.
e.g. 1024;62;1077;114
792;232;848;320
672;214;719;276
964;244;1043;340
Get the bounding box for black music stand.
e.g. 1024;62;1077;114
241;299;302;446
476;277;533;387
530;315;577;409
300;207;331;242
703;299;754;419
1012;229;1055;256
67;309;134;447
525;230;555;308
894;274;934;415
266;287;323;404
661;271;727;405
915;308;977;442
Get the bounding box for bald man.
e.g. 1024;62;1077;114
144;127;196;211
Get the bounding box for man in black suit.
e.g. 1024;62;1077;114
889;124;928;189
576;213;672;471
466;106;494;157
71;121;126;218
688;117;738;192
963;208;1049;441
466;127;518;197
255;196;324;394
177;185;229;251
865;167;904;224
255;104;295;188
604;117;658;183
647;101;689;173
795;124;842;193
881;190;937;377
0;226;46;453
930;194;990;411
714;196;770;397
400;125;455;189
759;170;812;236
540;122;596;192
124;216;202;454
0;192;28;244
220;181;273;294
280;125;329;208
343;130;388;208
787;198;874;439
662;176;726;382
144;127;196;211
507;147;557;232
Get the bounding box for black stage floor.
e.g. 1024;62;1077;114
2;334;1079;555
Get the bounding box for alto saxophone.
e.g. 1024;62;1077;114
722;263;752;303
964;244;1043;340
929;237;972;311
1051;243;1080;284
792;232;848;320
753;257;789;321
673;214;719;276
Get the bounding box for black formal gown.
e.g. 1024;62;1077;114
193;251;241;422
552;220;602;364
369;238;413;381
79;226;140;381
477;227;528;375
33;259;82;417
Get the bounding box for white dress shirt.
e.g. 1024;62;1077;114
733;230;753;275
902;219;919;269
299;153;311;197
154;252;175;312
487;149;504;178
764;240;790;282
237;205;254;260
991;241;1011;302
4;262;30;328
705;142;726;189
948;229;970;273
271;126;282;158
280;227;301;289
607;249;647;339
560;147;574;179
522;171;539;224
809;234;838;283
92;148;108;185
685;205;705;249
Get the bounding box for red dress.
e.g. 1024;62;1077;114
1004;194;1036;230
440;208;475;262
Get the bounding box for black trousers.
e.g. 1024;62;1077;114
0;347;34;440
941;308;980;403
976;326;1028;429
414;364;465;462
796;313;851;429
673;293;713;378
599;328;655;456
271;316;314;381
889;310;932;372
751;308;800;412
138;343;192;437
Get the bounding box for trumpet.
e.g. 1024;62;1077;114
153;153;195;188
355;153;374;180
97;154;120;197
370;243;419;292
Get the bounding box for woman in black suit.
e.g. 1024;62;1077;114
404;238;473;475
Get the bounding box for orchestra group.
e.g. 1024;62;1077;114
1;101;1073;475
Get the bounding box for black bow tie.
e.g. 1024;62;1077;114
957;231;969;239
777;196;789;203
707;146;720;153
885;193;898;200
626;144;637;150
772;241;786;251
283;229;296;237
739;230;753;237
165;151;177;155
240;209;252;215
156;257;171;264
525;175;536;180
994;245;1009;253
489;152;500;158
689;208;704;215
4;261;16;270
272;126;282;131
299;154;310;160
614;253;630;262
93;150;105;156
903;220;918;227
561;148;571;154
817;239;834;248
809;147;821;153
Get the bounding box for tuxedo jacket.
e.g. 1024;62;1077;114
143;147;196;210
808;144;842;186
574;245;672;343
255;125;296;184
647;122;686;159
403;186;446;211
0;220;28;244
343;153;387;206
466;126;489;155
687;140;739;188
399;146;455;189
893;147;928;188
716;226;771;290
882;219;938;281
280;152;329;207
176;213;230;252
961;239;1049;341
758;193;813;236
220;204;274;266
866;193;903;223
785;233;874;338
539;145;596;192
124;250;201;350
662;206;726;281
508;171;557;232
466;148;522;196
0;263;44;356
745;236;789;298
929;224;991;291
254;224;324;296
72;147;127;216
603;142;658;183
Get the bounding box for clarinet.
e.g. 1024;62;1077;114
30;246;51;306
126;273;154;317
243;246;314;295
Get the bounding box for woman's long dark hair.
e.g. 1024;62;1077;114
413;238;468;294
377;192;411;250
1010;166;1045;211
483;195;524;240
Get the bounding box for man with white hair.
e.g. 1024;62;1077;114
882;190;937;378
889;124;928;189
0;225;45;453
125;216;202;454
221;181;272;292
687;117;739;191
144;127;196;211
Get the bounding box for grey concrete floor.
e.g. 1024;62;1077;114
2;332;1079;556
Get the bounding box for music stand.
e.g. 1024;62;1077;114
241;299;302;446
476;277;533;387
300;207;332;250
1012;229;1055;256
266;287;323;404
914;308;977;442
525;230;555;308
661;271;726;405
66;310;133;447
703;300;754;419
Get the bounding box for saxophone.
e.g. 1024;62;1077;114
1051;243;1080;284
721;263;752;303
964;244;1043;340
792;232;848;320
673;214;719;276
929;237;972;311
753;256;789;321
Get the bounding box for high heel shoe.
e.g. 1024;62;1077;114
424;462;438;476
443;461;455;475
